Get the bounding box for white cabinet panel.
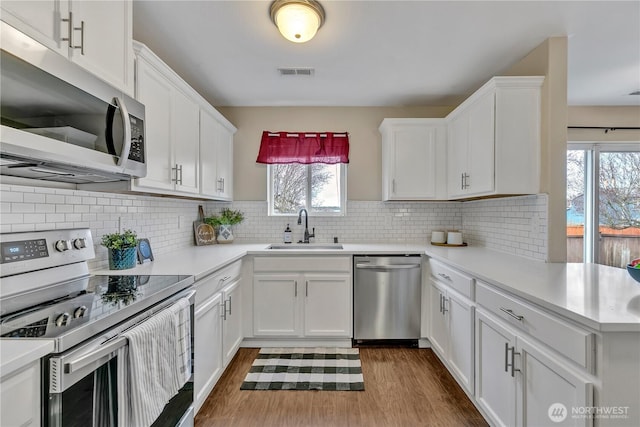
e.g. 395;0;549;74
200;108;235;200
172;88;200;194
304;274;351;337
253;274;300;336
194;291;223;413
1;0;133;94
134;57;174;191
429;283;448;356
517;336;593;427
429;280;474;394
475;310;517;427
0;361;40;427
67;0;133;94
380;118;447;200
222;279;243;366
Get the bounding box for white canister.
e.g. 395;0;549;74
447;231;463;245
431;231;447;244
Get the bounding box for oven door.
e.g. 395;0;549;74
43;289;195;427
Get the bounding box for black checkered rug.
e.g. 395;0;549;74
240;347;364;391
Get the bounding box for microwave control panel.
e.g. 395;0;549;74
129;116;145;163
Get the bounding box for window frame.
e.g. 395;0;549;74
567;141;640;263
267;163;348;217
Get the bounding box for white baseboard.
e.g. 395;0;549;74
241;338;353;348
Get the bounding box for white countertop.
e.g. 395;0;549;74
424;245;640;332
0;339;54;378
90;241;640;332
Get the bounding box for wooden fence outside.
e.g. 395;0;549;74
567;235;640;267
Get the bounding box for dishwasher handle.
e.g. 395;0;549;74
355;263;420;270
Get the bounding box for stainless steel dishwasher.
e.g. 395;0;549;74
353;255;422;342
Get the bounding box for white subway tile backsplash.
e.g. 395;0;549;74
1;182;549;268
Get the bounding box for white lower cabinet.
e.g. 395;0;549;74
253;274;300;336
429;280;475;394
194;291;223;413
304;274;352;337
475;310;593;427
0;360;40;427
475;310;518;427
252;256;352;339
194;260;243;414
221;278;243;366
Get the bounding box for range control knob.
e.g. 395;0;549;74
55;312;71;327
73;238;87;249
55;240;71;252
73;306;87;319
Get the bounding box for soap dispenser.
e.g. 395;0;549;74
283;224;292;243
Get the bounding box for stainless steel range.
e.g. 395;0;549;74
0;228;195;427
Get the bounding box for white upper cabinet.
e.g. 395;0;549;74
132;43;200;196
200;108;236;201
380;118;447;200
447;76;544;199
1;0;134;94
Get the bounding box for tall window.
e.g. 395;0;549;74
268;164;346;216
567;143;640;267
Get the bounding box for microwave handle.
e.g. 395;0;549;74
114;97;132;167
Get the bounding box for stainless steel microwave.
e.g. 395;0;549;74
0;22;146;183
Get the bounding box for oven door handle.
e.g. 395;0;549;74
65;288;195;374
65;336;128;374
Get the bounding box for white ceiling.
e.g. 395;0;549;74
132;0;640;108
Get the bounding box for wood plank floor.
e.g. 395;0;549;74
195;347;488;427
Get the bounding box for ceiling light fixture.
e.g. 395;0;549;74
270;0;325;43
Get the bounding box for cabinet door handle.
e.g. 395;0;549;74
294;281;297;297
464;173;470;189
61;12;74;48
221;178;225;192
221;300;227;320
504;344;520;377
504;342;510;373
226;297;232;316
392;179;396;194
437;273;452;281
500;307;524;322
172;164;180;183
305;281;309;297
511;347;520;377
74;20;85;54
442;296;448;313
461;173;464;190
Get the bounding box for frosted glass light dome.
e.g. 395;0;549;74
270;0;325;43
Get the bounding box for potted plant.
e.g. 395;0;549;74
204;208;244;243
101;229;138;270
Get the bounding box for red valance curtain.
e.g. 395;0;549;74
256;131;350;164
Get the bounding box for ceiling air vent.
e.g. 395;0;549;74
278;67;314;76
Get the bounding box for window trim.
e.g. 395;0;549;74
267;163;348;217
567;141;640;263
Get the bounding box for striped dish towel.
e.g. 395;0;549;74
117;297;192;427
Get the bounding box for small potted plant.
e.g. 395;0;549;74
101;229;138;270
205;208;244;243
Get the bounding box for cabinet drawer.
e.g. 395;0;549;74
196;260;242;305
429;259;474;299
476;281;594;370
254;256;351;273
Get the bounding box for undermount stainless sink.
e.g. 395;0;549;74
267;243;344;250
